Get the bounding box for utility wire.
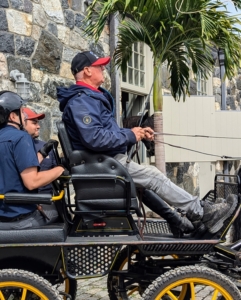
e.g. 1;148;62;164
154;132;241;140
155;140;241;160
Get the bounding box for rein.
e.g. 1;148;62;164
153;133;241;159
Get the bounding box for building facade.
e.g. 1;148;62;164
1;0;241;199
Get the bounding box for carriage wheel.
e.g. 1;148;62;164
107;246;180;300
0;269;61;300
108;246;140;299
142;265;241;300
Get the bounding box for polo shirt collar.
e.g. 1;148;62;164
76;81;101;93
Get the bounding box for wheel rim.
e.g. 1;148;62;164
0;281;49;300
154;278;234;300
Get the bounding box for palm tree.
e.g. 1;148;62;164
82;0;241;173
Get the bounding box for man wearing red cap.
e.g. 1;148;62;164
57;51;237;237
0;91;64;229
23;107;57;194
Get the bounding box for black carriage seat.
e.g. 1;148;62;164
56;121;142;216
0;223;67;244
0;193;67;244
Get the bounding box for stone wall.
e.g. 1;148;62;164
0;0;111;141
213;62;241;112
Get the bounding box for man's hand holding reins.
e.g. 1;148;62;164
131;127;146;141
143;127;154;141
131;127;154;142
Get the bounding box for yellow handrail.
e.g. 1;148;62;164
52;190;65;201
0;190;65;201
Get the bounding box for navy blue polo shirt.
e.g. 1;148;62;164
0;125;39;218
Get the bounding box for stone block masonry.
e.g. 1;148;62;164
0;0;111;142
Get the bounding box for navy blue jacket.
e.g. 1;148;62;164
57;84;136;157
34;140;56;194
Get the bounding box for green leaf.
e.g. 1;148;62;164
82;0;241;103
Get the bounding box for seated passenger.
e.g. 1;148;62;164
23;107;57;194
57;51;237;236
0;91;64;229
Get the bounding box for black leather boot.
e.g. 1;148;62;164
141;189;194;238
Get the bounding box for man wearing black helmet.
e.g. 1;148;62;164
0;91;64;229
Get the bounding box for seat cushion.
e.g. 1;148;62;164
0;223;67;244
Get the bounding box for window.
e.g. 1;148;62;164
196;72;207;96
121;43;153;164
121;43;153;95
122;42;145;88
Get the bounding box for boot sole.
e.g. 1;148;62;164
208;195;238;234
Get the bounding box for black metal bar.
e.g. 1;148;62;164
126;100;150;163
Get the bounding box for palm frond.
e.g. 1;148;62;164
82;0;241;102
167;49;190;101
230;0;241;10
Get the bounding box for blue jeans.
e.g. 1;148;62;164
0;203;59;229
114;154;203;220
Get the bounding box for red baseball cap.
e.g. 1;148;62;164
71;51;110;75
23;107;45;120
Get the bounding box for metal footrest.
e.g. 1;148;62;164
135;218;172;235
138;241;215;256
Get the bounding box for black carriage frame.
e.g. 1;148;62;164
0;121;241;299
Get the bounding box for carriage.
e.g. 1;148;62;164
0;120;241;299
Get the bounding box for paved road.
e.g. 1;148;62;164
74;273;237;300
75;276;141;300
75;276;110;300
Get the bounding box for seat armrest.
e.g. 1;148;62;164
71;174;126;181
4;193;52;204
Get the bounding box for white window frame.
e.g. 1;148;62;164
196;72;213;96
121;43;153;95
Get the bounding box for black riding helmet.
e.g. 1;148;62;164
0;91;24;129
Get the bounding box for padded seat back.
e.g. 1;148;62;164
57;121;73;170
70;151;139;213
56;121;141;216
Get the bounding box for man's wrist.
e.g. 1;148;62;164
59;165;65;171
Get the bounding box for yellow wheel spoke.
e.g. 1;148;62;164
0;290;5;300
166;290;178;300
179;284;188;300
21;287;27;300
190;282;196;300
127;286;139;296
0;282;49;300
212;289;219;300
154;278;234;300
